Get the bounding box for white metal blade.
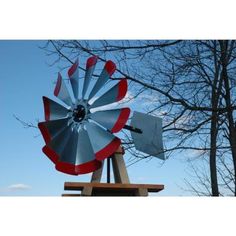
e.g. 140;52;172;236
75;127;98;165
38;117;71;145
54;73;73;106
42;124;72;164
85;122;121;161
55;126;79;174
88;60;116;100
82;56;97;98
43;96;69;121
56;126;102;175
90;108;130;133
68;59;79;99
89;79;127;109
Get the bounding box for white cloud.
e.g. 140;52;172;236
136;93;160;106
6;184;31;191
137;176;146;181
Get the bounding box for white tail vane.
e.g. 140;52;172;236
38;57;130;175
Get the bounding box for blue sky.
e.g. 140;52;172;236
0;40;193;196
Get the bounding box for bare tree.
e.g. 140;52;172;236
39;40;236;196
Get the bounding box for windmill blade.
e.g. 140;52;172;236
68;59;79;99
42;123;72;163
43;96;69;121
55;127;79;175
82;56;97;98
85;122;121;161
88;60;116;100
38;117;71;144
56;126;102;175
89;79;127;109
54;73;73;106
90;108;130;133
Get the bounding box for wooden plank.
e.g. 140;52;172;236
64;182;164;192
62;194;81;197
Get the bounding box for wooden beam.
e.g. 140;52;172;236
64;182;164;192
135;188;148;196
82;163;104;196
91;162;104;182
112;146;130;183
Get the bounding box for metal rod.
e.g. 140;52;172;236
123;125;142;134
107;157;111;183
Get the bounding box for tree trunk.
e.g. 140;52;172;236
210;97;219;196
220;40;236;196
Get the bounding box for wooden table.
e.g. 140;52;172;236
62;182;164;196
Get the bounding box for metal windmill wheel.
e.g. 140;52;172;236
38;56;130;175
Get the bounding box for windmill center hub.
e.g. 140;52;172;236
73;104;86;122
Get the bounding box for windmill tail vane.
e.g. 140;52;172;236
38;56;131;175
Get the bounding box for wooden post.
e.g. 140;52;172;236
111;146;130;184
136;188;148;196
107;157;111;183
91;162;104;182
81;162;104;196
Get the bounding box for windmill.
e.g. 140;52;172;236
38;56;164;196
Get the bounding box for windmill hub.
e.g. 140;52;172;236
73;104;87;122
